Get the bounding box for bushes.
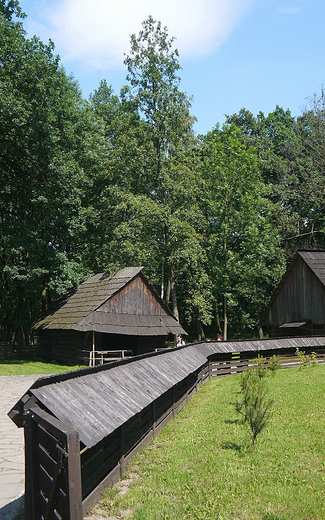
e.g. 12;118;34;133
295;347;318;368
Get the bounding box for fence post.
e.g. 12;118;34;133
119;424;125;477
152;401;156;437
66;431;83;520
24;412;40;520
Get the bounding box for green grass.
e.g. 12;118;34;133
93;365;325;520
0;359;81;375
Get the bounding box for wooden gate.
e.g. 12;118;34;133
24;404;83;520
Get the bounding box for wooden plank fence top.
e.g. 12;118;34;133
195;335;325;356
9;336;325;448
9;345;208;448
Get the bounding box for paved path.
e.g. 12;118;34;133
0;375;39;519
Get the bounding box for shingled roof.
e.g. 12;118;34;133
298;250;325;285
34;267;186;336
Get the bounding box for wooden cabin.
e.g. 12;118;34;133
34;267;186;364
261;250;325;337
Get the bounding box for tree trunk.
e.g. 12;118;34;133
170;266;179;321
160;262;164;300
223;294;228;341
196;317;205;341
165;274;171;306
215;303;222;335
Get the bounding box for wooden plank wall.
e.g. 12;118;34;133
81;363;209;515
265;256;325;326
38;329;92;365
100;276;168;316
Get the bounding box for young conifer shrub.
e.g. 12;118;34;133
295;347;319;368
236;360;275;447
247;380;274;447
267;354;282;374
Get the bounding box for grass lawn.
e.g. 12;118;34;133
0;359;81;376
92;364;325;520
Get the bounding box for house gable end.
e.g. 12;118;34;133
263;253;325;327
98;274;169;316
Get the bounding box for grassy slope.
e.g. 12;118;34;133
94;365;325;520
0;360;81;375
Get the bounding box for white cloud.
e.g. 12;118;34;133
24;0;256;70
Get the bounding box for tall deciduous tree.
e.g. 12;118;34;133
90;18;212;335
122;16;198;319
202;124;284;339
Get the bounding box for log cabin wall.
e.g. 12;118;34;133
37;329;94;365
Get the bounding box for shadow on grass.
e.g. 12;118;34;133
220;440;244;452
225;417;242;425
0;359;35;365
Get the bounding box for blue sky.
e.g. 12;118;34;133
18;0;325;135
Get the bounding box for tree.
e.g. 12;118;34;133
89;18;213;336
225;102;325;255
0;0;106;347
122;17;199;317
280;90;325;251
202;124;284;339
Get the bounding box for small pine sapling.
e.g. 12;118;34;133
267;355;282;375
295;347;319;368
247;381;274;448
236;367;259;422
235;362;275;447
311;351;319;366
252;354;268;380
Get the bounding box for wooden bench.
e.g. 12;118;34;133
85;349;133;366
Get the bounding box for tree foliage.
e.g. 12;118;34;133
202;124;284;338
0;1;105;347
2;1;325;346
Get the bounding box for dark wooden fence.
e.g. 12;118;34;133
0;344;13;359
23;363;209;519
209;347;325;378
20;342;325;519
24;405;82;520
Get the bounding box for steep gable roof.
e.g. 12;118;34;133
298;250;325;285
35;267;143;330
34;267;186;336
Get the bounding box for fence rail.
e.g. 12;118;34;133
0;344;13;360
79;349;133;366
209;348;325;378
